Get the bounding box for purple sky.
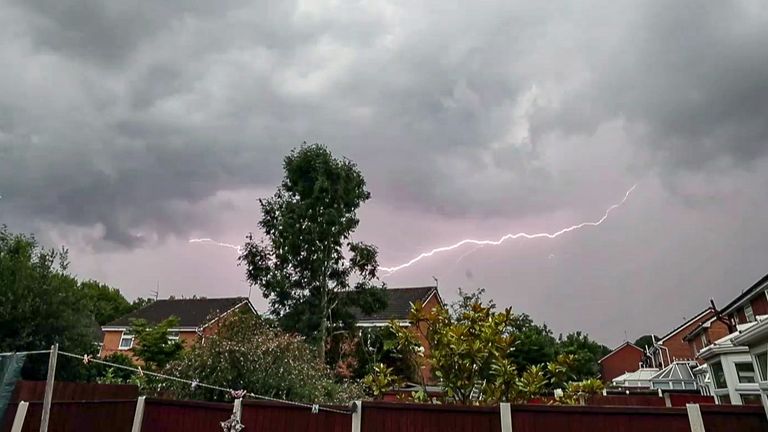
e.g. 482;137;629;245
2;1;768;347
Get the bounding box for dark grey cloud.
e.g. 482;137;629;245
2;0;768;345
532;1;768;170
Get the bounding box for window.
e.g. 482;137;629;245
755;352;768;381
740;394;763;406
119;331;134;350
718;394;731;405
735;362;756;384
710;362;727;389
744;304;755;323
700;333;708;349
167;331;180;342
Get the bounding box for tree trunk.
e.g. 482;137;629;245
318;284;328;365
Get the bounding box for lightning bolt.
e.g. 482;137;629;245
188;238;243;254
378;184;637;274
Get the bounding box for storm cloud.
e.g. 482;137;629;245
1;0;768;344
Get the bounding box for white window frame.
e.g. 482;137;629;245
700;333;708;349
734;361;757;384
167;330;180;342
754;350;768;382
744;303;755;323
118;331;134;350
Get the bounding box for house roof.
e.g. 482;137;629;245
105;297;250;328
612;368;660;384
650;361;696;383
720;272;768;315
599;341;644;363
657;308;715;344
354;286;441;322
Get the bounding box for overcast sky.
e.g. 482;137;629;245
2;0;768;346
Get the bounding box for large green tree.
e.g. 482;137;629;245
80;279;134;325
240;144;385;363
556;331;611;381
0;226;99;379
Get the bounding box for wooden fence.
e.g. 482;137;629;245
11;381;138;403
2;398;766;432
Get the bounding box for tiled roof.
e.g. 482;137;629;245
105;297;249;328
354;286;439;321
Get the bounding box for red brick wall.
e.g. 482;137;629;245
661;310;715;364
599;344;643;382
410;293;442;384
750;292;768;316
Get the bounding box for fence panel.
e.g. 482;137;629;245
509;405;692;432
667;394;715;407
1;400;136;432
241;401;351;432
361;402;501;432
12;381;138;402
141;399;232;432
700;404;768;432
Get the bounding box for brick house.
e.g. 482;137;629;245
695;273;768;405
647;308;716;368
100;297;256;359
683;316;733;359
354;286;443;383
599;342;644;383
722;273;768;327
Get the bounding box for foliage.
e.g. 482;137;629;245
130;317;184;370
556;332;611;381
362;363;404;399
240;143;386;363
160;312;363;403
0;226;100;380
374;289;592;405
633;334;658;351
130;297;155;311
79;280;134;325
93;353;136;383
555;378;605;405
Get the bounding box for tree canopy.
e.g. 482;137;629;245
161;312;363;403
130;317;184;370
0;226;98;379
240;143;386;362
556;331;611;381
633;334;658;351
80;279;134;325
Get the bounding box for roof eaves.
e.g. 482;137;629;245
658;308;714;343
721;273;768;315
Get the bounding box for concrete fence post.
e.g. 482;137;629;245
500;402;513;432
39;343;58;432
233;398;243;422
10;401;29;432
350;401;362;432
131;396;146;432
686;403;705;432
